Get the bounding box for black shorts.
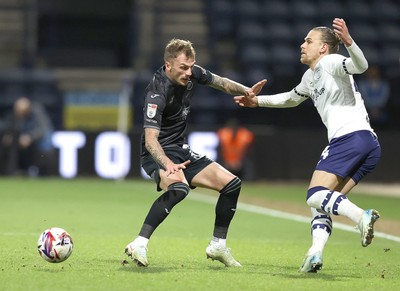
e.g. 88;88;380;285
141;144;213;191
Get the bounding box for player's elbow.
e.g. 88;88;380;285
356;58;368;73
360;60;368;73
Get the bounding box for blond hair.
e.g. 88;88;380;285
312;26;341;53
164;38;196;62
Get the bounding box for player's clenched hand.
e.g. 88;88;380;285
234;92;259;108
332;18;352;47
165;160;191;176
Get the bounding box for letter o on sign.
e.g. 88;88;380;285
95;132;131;179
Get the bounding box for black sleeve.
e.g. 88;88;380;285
143;90;165;130
192;65;213;85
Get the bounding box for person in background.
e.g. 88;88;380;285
124;38;266;267
0;96;54;176
358;65;390;126
217;118;254;179
234;18;380;273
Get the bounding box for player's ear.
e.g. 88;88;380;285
165;61;172;71
320;43;328;54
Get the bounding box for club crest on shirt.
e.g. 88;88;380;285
147;103;157;118
314;66;322;80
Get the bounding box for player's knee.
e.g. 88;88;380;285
168;182;190;197
306;186;329;207
220;176;241;197
160;182;190;209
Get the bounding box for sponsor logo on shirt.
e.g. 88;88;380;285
311;88;325;102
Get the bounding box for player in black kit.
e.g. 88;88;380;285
125;38;266;267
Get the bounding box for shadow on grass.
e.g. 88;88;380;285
118;260;245;273
229;262;362;281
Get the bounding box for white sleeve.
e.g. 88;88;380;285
344;41;368;74
257;89;308;108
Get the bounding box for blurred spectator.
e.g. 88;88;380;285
0;97;55;176
217;118;254;179
358;65;390;126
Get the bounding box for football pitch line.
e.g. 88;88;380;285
189;191;400;243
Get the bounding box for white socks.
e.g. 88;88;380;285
211;237;226;248
307;228;329;255
307;188;364;223
135;236;149;247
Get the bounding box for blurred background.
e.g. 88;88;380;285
0;0;398;181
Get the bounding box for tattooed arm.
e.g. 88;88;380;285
209;73;250;95
209;73;267;96
144;128;189;176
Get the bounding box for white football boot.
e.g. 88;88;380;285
299;251;323;273
206;243;242;267
358;209;380;247
125;240;149;267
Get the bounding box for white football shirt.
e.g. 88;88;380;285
258;42;374;141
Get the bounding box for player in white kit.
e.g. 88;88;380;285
234;18;381;273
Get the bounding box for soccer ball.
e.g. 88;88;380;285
37;227;73;263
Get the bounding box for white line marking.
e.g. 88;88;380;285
189;192;400;243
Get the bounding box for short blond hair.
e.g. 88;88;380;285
164;38;196;62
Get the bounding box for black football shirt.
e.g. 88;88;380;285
141;65;213;158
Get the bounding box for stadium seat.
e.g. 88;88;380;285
345;1;372;21
290;0;318;22
372;0;400;22
380;45;400;71
270;44;298;76
316;0;344;24
0;83;27;106
0;70;28;106
378;23;400;44
235;0;262;20
360;45;380;66
207;0;236;39
244;67;271;87
292;21;318;43
239;43;271;68
350;22;379;47
236;21;267;45
263;0;291;22
265;22;295;45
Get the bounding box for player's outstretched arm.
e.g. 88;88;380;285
210;73;266;96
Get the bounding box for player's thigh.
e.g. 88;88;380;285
308;170;357;194
191;162;236;191
308;170;344;190
159;169;188;191
334;177;356;195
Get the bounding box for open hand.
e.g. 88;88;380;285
250;79;267;95
234;92;258;108
165;160;191;176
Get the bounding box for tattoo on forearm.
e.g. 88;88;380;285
147;143;167;168
211;74;248;95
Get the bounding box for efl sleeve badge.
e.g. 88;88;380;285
147;103;158;118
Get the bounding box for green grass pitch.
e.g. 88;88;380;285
0;178;399;290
